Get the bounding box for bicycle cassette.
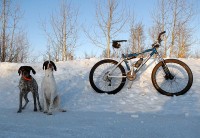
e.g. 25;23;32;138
127;71;136;81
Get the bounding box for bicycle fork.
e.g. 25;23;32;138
157;53;174;80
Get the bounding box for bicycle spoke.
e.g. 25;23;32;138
155;62;189;94
91;61;124;93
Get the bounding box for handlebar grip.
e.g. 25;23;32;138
158;31;166;43
160;31;166;35
112;40;127;43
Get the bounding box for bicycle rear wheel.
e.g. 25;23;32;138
151;59;193;96
89;59;126;94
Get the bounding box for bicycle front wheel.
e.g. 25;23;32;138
89;59;126;94
151;59;193;96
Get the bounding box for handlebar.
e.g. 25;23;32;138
112;40;127;43
157;31;166;43
152;31;166;48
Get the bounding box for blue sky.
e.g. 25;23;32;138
17;0;200;59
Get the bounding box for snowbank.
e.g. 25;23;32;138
0;58;200;138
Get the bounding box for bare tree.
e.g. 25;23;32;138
149;0;169;57
169;0;194;57
150;0;194;58
13;31;30;62
176;23;192;58
1;0;8;62
193;49;200;58
85;0;128;58
42;0;78;61
0;0;29;62
129;21;145;54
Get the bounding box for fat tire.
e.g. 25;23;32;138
151;59;193;96
89;59;126;94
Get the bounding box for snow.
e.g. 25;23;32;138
0;58;200;138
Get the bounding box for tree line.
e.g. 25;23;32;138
0;0;198;63
0;0;29;62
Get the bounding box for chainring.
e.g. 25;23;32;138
127;71;136;81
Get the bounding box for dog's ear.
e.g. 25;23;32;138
50;61;57;71
18;66;23;76
43;61;47;70
30;67;36;75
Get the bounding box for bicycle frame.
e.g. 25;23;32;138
108;47;163;78
123;47;158;71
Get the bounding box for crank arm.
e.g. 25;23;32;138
108;75;127;78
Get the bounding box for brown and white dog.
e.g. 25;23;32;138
41;61;66;115
18;66;42;113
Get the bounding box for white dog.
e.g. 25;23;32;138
41;61;66;115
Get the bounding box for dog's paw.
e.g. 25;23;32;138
43;110;48;114
17;110;22;113
34;108;37;112
59;109;66;112
39;107;42;111
47;112;53;115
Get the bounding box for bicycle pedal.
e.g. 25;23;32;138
128;81;134;89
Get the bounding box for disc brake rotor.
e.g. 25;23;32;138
103;72;112;86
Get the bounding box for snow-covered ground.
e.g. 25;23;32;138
0;58;200;138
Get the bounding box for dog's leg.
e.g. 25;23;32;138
32;92;37;112
47;96;54;115
22;93;29;109
35;86;42;111
54;96;66;112
43;93;48;113
17;92;23;113
36;93;42;111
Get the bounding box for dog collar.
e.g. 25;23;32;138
22;75;32;81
